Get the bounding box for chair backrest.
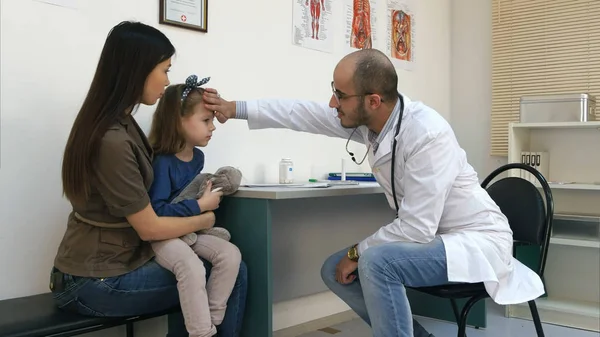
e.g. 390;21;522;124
480;163;554;276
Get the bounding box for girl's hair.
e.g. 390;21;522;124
148;85;205;155
62;21;176;205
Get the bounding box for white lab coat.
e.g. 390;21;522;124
244;97;545;305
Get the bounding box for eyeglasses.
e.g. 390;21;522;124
331;81;383;106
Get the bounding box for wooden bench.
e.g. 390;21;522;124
0;292;180;337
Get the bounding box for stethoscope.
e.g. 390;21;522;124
345;93;404;213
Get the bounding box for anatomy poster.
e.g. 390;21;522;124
344;0;378;52
292;0;334;53
386;0;415;70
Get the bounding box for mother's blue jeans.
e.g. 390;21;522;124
52;258;248;337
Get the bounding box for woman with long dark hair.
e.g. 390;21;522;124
52;21;247;337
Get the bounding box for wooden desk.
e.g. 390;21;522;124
215;183;486;337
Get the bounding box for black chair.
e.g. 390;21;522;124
410;163;553;337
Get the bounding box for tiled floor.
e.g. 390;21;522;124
298;300;599;337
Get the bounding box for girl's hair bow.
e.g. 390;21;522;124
181;74;210;101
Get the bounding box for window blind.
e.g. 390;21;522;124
491;0;600;156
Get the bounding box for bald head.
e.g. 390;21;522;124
339;49;398;102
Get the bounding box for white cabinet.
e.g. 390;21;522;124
506;121;600;332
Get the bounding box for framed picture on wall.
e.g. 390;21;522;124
159;0;208;33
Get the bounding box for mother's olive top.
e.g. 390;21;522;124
54;115;155;278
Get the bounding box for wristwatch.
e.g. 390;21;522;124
347;244;360;262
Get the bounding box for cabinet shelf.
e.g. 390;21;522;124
508;297;600;332
507;120;600;332
550;237;600;249
543;183;600;191
511;121;600;129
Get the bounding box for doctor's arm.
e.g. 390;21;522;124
357;127;462;254
243;100;363;141
203;90;365;144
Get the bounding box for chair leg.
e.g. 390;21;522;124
528;300;545;337
450;299;467;337
457;293;488;337
126;322;134;337
450;299;461;323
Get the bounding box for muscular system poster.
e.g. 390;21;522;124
292;0;334;53
344;0;378;51
386;0;415;70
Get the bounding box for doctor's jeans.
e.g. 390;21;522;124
321;237;448;337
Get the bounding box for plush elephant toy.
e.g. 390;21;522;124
171;166;243;245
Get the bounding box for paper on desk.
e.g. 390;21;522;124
242;183;331;188
321;180;359;185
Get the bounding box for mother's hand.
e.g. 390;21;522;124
203;88;236;124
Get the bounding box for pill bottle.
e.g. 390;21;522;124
279;158;294;184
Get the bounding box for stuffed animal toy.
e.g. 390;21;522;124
171;166;243;245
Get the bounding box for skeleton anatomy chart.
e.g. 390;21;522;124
344;0;378;52
386;0;415;70
292;0;334;53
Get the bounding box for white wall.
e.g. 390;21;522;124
450;0;506;177
0;0;450;334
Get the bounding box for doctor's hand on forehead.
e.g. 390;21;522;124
203;88;235;124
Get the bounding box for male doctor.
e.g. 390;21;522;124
202;49;545;337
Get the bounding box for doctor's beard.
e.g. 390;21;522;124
338;100;370;129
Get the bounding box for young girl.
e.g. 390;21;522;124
147;75;242;337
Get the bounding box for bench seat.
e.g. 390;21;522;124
0;292;180;337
